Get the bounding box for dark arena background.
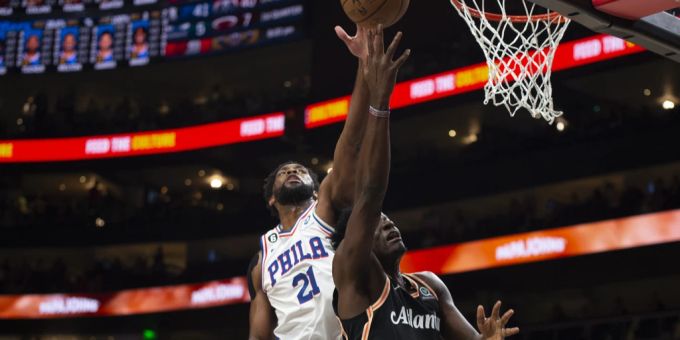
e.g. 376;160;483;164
1;0;680;339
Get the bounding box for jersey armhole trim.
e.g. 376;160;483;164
259;235;268;291
370;275;391;311
362;308;375;340
336;316;350;340
361;277;389;340
406;273;440;301
315;220;334;237
312;211;336;233
402;274;420;299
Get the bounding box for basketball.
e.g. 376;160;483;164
341;0;410;28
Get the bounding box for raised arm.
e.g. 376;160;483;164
316;25;371;223
415;272;520;340
248;252;276;340
333;26;410;317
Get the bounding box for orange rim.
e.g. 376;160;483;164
450;0;569;23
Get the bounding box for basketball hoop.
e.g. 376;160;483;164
450;0;570;123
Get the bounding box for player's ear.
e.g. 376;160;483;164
268;196;276;208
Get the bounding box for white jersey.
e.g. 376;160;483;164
260;201;341;340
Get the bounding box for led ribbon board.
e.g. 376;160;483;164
0;112;284;163
305;34;644;128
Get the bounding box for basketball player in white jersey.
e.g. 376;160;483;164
248;24;409;339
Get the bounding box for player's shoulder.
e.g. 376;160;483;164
410;270;439;281
260;226;281;244
314;184;338;226
308;200;336;234
409;271;447;295
247;251;262;298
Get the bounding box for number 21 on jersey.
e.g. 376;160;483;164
293;266;320;304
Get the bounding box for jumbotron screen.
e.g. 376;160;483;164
0;0;304;74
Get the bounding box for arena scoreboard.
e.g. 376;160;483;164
0;0;304;74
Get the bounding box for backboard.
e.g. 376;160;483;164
528;0;680;63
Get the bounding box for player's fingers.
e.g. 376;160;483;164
373;36;382;60
334;26;351;43
356;24;366;36
500;309;514;326
374;24;384;55
504;327;520;337
392;49;410;69
367;29;376;58
476;305;485;329
491;300;501;320
370;30;379;58
385;31;402;59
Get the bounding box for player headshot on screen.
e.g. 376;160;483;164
59;33;77;65
23;34;41;66
131;27;149;59
97;31;114;63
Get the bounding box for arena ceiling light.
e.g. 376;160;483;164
461;134;478;145
662;100;676;110
210;178;223;189
555;118;568;132
206;173;238;190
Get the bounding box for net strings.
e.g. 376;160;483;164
452;0;570;123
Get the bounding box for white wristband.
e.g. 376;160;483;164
369;106;390;118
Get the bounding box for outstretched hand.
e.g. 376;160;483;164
363;24;411;110
335;25;369;62
476;301;520;340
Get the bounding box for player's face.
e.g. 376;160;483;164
134;29;146;44
99;33;112;50
373;214;406;260
26;36;39;52
63;34;76;52
271;163;315;206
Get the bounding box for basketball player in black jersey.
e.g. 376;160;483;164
332;28;520;340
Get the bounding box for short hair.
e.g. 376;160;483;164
331;208;352;250
262;161;320;218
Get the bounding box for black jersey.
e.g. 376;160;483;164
333;273;442;340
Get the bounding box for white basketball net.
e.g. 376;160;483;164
451;0;570;123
